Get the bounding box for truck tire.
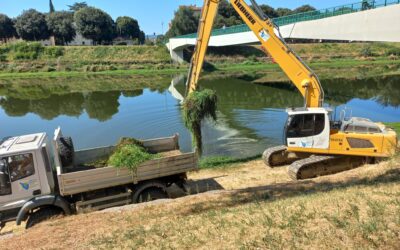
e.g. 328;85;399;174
136;187;168;203
58;136;74;167
26;207;63;229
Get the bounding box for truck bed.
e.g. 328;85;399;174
56;135;198;196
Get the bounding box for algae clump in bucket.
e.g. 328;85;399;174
182;89;218;156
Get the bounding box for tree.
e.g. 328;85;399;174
74;7;115;44
362;0;372;10
293;5;316;14
258;4;278;18
116;16;140;39
46;11;76;45
214;15;243;28
15;9;50;41
276;8;293;17
0;14;16;42
165;6;199;38
155;35;166;45
68;2;88;12
139;30;145;44
214;0;243;28
218;0;241;20
49;0;55;13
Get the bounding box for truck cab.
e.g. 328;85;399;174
0;133;56;225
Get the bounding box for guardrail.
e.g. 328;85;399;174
173;0;400;39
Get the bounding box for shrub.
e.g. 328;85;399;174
9;42;44;60
385;48;400;57
44;47;64;57
45;66;56;72
360;46;374;57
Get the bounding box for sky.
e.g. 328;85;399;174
0;0;356;35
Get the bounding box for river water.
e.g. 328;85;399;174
0;74;399;158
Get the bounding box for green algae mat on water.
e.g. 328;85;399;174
108;138;159;171
182;89;218;156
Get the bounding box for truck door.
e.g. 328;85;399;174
0;152;42;207
0;160;11;196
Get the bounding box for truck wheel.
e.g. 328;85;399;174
58;136;74;167
26;207;63;229
136;187;168;203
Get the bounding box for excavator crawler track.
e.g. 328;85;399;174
288;155;366;180
262;145;307;167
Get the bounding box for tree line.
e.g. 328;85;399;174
0;2;145;45
166;1;316;37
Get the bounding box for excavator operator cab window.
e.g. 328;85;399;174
286;113;325;138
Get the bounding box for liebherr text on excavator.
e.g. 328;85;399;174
186;0;398;180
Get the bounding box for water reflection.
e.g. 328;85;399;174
323;75;400;107
0;91;120;121
0;74;399;157
0;76;170;121
1;75;399;122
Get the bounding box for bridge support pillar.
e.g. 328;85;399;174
170;49;184;64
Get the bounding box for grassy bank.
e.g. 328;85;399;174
385;122;400;134
0;42;176;74
1;57;399;82
1;157;399;249
0;42;399;80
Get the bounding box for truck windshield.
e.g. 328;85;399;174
0;160;11;196
5;154;35;182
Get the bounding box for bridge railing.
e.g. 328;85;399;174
173;0;400;39
274;0;400;26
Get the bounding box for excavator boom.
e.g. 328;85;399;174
186;0;220;95
186;0;324;108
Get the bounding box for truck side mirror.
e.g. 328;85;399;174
0;159;11;196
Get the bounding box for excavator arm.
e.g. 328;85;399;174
186;0;220;95
186;0;324;108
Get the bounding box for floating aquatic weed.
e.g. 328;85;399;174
182;89;218;156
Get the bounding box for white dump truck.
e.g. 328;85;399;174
0;128;198;229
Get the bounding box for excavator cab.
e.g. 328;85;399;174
285;108;330;150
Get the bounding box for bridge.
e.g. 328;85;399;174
166;0;400;63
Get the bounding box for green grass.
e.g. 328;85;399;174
200;154;261;169
0;57;398;80
0;67;186;79
385;122;400;134
0;42;399;78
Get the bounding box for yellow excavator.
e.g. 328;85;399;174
185;0;398;180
